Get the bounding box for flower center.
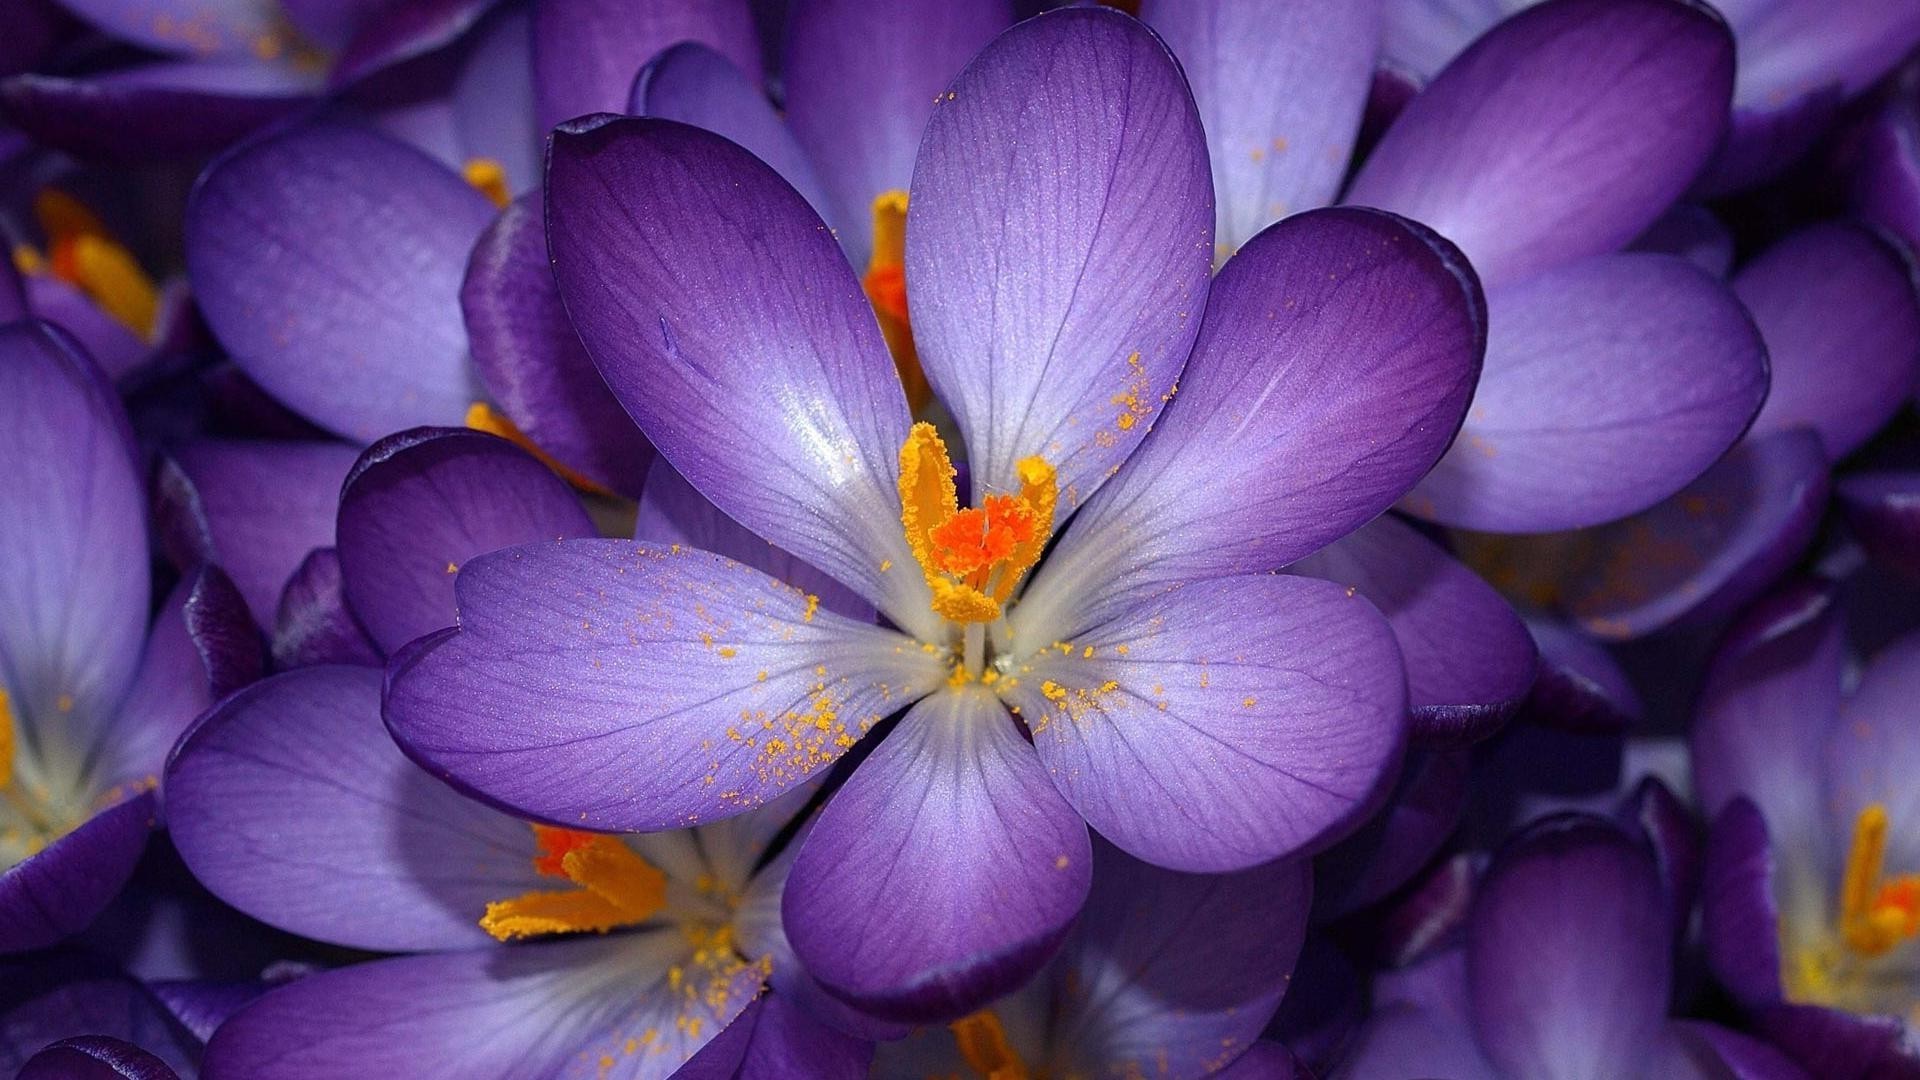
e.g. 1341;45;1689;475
899;422;1056;627
13;190;158;340
0;688;82;867
480;824;668;941
861;190;932;411
950;1010;1031;1079
462;157;512;209
1838;803;1920;958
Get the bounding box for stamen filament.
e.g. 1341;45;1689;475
1839;803;1920;957
951;1010;1030;1080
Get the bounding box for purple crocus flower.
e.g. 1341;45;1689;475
1694;582;1920;1077
385;6;1484;1021
871;841;1311;1078
1384;0;1920;192
0;320;258;955
1337;813;1808;1079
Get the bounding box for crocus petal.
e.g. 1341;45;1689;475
633;458;873;623
1691;580;1841;858
629;42;830;218
1729;0;1920;132
1141;0;1382;255
1313;749;1470;918
784;690;1090;1022
1348;0;1734;288
1756;1001;1920;1080
271;548;382;668
155;438;360;629
25;275;148;381
0;321;147;739
386;539;944;831
547;115;926;630
1838;469;1920;581
1375;853;1478;969
1467;815;1670;1079
1292;515;1534;746
1406;253;1767;532
55;0;281;57
905;7;1212;505
1522;617;1642;733
186;118;493;441
330;0;504;89
1826;633;1920;873
337;428;594;656
1016;206;1481;645
166;665;545;952
0;956;197;1077
1337;1001;1497;1080
1847;96;1920;253
532;0;760;131
19;1036;180;1080
1701;798;1785;1006
1631;203;1734;277
1737;223;1920;459
1043;842;1309;1078
1666;1020;1811;1080
461;191;655;497
0;248;24;320
204;931;760;1078
0;61;316;160
1002;574;1405;872
446;6;539;193
0;791;154;954
781;0;1009;268
1212;1042;1303;1079
676;992;872;1080
1547;429;1830;640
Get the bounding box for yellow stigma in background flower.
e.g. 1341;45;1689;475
899;422;1055;625
1838;803;1920;958
14;190;159;340
862;190;932;411
481;824;667;940
462;157;512;209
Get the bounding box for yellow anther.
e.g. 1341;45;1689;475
0;688;13;791
30;189;158;339
480;825;667;941
462;157;512;209
464;401;611;496
950;1010;1030;1080
861;190;930;411
1839;803;1920;958
898;424;1056;626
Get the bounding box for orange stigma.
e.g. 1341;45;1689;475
861;190;931;411
480;824;667;941
899;423;1055;625
1840;804;1920;958
950;1010;1031;1080
462;157;512;209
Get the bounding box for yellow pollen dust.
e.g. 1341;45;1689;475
464;401;611;495
951;1010;1031;1080
462;157;512;209
1838;803;1920;958
898;422;1055;625
861;190;932;412
20;190;159;340
480;824;667;941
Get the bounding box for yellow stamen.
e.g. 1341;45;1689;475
480;824;666;941
462;157;512;209
861;190;931;411
897;424;1057;625
464;401;611;496
950;1010;1031;1080
31;190;158;339
1839;803;1920;958
0;688;13;791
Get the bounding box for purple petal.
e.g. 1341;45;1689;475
1406;253;1767;532
1292;515;1534;746
1826;632;1920;873
1667;1020;1811;1080
337;427;594;655
1044;841;1309;1077
0;61;317;160
1691;580;1841;858
1624;775;1701;944
633;457;872;623
532;0;760;131
1467;814;1670;1079
271;548;382;668
1728;0;1920;143
165;665;545;952
55;0;282;57
1001;574;1406;872
1838;469;1920;582
546;115;924;628
1847;94;1920;254
204;932;759;1077
628;42;829;219
678;991;872;1080
461;191;655;497
1142;0;1382;254
186;118;493;441
1348;0;1734;288
1313;750;1470;918
0;245;24;320
330;0;504;89
281;0;391;51
0;321;147;741
447;6;539;192
384;539;944;831
1701;798;1785;1006
781;0;1009;268
1337;1001;1497;1080
0;791;155;954
1738;223;1920;459
783;689;1089;1023
1631;203;1735;277
1522;617;1642;733
1207;1041;1303;1080
904;7;1212;506
1757;1001;1920;1080
25;274;148;382
0;956;197;1077
1375;853;1479;969
19;1036;180;1080
155;438;360;629
1016;205;1481;643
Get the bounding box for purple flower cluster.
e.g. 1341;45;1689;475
1;0;1919;1077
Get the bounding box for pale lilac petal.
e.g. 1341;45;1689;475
1825;632;1920;874
271;548;382;668
533;0;760;130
